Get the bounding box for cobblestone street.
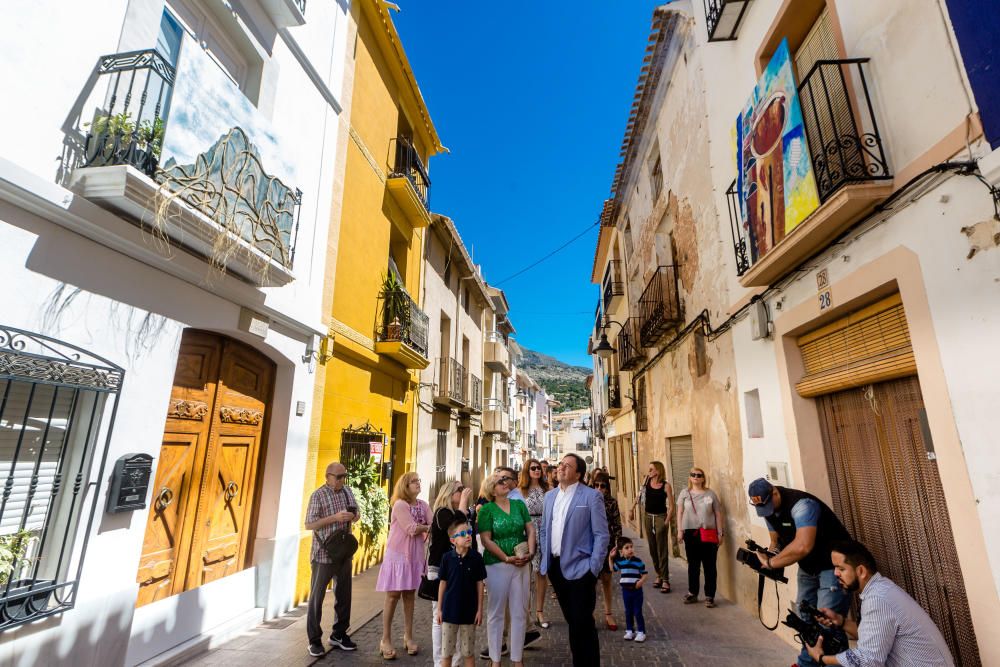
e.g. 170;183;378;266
185;533;788;667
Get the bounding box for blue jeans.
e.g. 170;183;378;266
621;587;645;633
796;568;849;667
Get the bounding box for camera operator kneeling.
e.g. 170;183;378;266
805;541;955;666
747;478;851;667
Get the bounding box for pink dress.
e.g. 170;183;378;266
376;499;431;592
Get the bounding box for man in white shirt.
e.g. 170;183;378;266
807;540;955;667
539;454;609;666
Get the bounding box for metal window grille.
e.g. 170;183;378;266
341;422;386;480
435;431;448;492
637;265;683;347
0;326;124;630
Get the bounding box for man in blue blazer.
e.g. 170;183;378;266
540;453;610;666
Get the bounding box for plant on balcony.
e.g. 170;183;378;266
84;112;165;171
346;458;390;544
380;271;411;341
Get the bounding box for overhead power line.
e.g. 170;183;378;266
495;222;599;285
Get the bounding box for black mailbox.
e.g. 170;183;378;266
107;453;154;513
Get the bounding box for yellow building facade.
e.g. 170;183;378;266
296;0;444;599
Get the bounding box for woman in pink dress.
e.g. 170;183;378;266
377;471;430;660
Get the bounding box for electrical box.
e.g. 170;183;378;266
107;453;154;513
749;300;770;340
765;461;790;487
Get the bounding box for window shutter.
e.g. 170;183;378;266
795;293;916;397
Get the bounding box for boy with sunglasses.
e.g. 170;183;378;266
436;519;487;667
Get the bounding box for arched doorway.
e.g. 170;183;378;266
135;330;274;606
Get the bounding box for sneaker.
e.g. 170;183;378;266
479;643;509;659
623;630;635;641
308;643;326;657
329;632;357;651
634;632;647;643
523;630;542;648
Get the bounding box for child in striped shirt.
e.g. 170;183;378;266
609;538;648;642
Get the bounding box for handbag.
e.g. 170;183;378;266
688;492;720;544
418;566;439;601
324;527;359;566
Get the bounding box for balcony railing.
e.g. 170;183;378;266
602;260;625;307
485;331;511;375
376;289;429;359
798;59;890;201
435;357;467;406
80;49;176;178
607;374;622;412
594;302;605;341
638;266;683;347
704;0;752;42
617;317;645;371
391;137;431;210
727;58;890;278
468;374;483;413
483;398;509;434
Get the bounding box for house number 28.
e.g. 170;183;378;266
818;290;832;311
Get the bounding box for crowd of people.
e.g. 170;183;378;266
303;457;957;667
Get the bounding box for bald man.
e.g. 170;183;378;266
305;462;359;656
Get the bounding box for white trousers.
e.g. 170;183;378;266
486;562;529;662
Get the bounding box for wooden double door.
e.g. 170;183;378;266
136;330;274;607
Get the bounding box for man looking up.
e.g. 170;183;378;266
540;454;610;666
304;462;359;657
747;478;851;667
806;540;954;666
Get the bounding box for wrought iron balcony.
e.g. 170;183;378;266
466;374;483;414
485;331;511;376
593;302;605;342
483;398;509;434
727;58;891;280
607;374;623;414
386;136;432;228
617;317;645;371
80;49;175;178
638;266;683;347
602;260;625;309
375;289;429;368
434;357;467;408
705;0;752;42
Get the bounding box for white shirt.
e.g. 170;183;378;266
550;482;579;558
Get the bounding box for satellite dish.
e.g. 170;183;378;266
585;456;594;464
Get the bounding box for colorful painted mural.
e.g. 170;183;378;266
736;39;820;265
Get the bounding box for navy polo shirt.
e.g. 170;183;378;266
438;548;487;625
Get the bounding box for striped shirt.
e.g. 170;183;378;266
837;573;955;667
612;556;647;589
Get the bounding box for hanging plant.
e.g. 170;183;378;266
346;458;390;543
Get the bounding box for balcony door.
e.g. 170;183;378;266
135;330;273;607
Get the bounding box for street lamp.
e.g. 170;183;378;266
593;320;625;359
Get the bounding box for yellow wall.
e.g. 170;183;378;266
294;0;438;601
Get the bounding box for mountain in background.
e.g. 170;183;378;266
519;347;591;412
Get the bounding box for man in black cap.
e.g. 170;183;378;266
747;478;851;667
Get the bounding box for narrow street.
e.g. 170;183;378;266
184;532;787;666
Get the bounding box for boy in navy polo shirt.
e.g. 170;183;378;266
609;537;649;642
435;519;487;667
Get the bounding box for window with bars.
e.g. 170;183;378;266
341;423;386;480
0;326;123;630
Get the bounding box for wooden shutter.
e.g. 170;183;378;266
795;294;916;397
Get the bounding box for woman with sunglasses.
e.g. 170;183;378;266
478;470;535;667
676;467;725;607
429;480;474;665
518;459;551;629
628;461;674;592
593;471;623;630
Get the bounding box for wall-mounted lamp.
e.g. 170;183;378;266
303;333;334;365
593;320;626;359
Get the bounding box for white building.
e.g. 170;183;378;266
0;1;351;664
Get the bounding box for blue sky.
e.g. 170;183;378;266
393;2;663;368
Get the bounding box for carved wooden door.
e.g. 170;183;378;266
136;331;273;607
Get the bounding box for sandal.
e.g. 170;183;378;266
378;641;397;660
705;598;716;608
652;579;662;589
683;593;698;604
604;613;618;631
536;610;551;629
403;637;419;656
660;582;671;593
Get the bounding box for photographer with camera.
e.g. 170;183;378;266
747;478;851;667
803;540;955;666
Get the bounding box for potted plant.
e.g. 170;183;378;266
0;530;51;621
380;272;410;342
83;112;165;177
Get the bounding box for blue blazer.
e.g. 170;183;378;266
539;483;610;580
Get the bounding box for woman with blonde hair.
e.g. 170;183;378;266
628;461;673;592
428;479;473;666
676;467;725;607
518;459;551;628
376;472;431;659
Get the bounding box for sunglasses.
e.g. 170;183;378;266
529;466;541;471
450;529;473;539
690;472;704;478
327;473;348;480
594;483;608;489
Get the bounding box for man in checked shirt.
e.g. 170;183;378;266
806;540;955;666
305;462;360;657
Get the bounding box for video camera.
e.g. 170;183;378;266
735;538;788;583
782;600;850;656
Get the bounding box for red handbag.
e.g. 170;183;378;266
689;492;720;544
